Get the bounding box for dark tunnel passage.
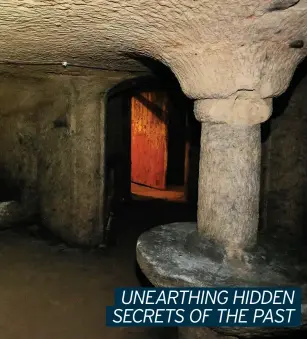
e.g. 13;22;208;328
103;69;199;250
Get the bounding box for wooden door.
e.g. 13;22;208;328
131;91;168;189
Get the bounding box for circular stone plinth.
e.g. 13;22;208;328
136;222;307;338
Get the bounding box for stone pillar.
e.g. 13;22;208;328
194;94;271;251
136;6;307;336
178;99;264;339
197;122;260;250
136;90;306;337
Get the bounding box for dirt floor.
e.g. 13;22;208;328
0;196;197;339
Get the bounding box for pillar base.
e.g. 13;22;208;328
136;222;307;337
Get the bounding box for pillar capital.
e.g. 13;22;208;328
194;91;272;126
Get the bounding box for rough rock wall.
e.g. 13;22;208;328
0;75;46;208
264;60;307;240
0;67;141;245
37;76;106;245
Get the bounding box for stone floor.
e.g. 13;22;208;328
0;197;196;339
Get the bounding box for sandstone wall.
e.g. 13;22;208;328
0;67;141;245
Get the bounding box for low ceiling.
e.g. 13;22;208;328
0;1;305;70
0;1;306;99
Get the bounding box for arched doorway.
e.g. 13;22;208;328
103;75;199;247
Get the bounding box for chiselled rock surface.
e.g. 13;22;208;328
0;1;306;100
193;95;266;251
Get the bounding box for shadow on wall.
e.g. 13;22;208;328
260;57;307;239
262;57;307;141
273;58;307;120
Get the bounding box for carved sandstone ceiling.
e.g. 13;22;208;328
0;1;306;97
